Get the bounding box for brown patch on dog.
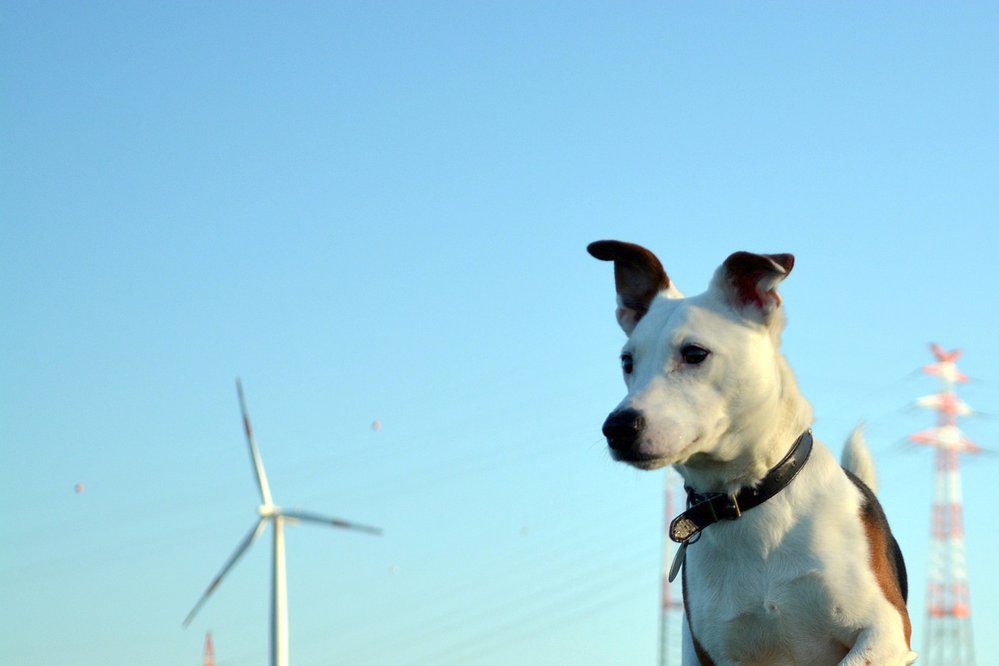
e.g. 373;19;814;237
860;508;912;646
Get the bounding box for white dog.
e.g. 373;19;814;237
589;241;916;666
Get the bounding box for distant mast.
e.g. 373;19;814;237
910;344;979;665
659;469;684;665
203;632;215;666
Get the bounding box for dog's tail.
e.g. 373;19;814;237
841;422;878;494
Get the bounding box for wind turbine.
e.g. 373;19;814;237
183;380;382;666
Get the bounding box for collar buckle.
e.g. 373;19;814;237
721;493;741;520
692;491;742;522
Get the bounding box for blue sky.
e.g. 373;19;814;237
2;2;997;664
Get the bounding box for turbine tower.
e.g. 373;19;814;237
184;380;382;666
910;344;978;665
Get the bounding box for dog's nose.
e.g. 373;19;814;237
602;409;644;451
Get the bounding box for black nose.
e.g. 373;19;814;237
602;409;644;451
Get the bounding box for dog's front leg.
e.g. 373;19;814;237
839;625;917;666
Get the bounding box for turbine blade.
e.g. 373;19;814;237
279;508;383;536
183;519;267;627
236;379;274;506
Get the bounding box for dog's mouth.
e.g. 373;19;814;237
609;434;702;471
610;448;670;471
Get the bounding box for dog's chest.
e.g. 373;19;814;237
685;517;868;664
691;563;852;664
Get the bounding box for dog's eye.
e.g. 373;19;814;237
681;345;710;365
621;353;634;374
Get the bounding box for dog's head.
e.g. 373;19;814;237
588;241;796;472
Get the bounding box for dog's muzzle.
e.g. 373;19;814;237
601;408;645;453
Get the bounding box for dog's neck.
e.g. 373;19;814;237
677;355;813;496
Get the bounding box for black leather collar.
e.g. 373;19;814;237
669;429;813;544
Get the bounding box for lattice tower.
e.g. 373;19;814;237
910;344;979;665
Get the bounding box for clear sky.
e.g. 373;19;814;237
3;2;997;665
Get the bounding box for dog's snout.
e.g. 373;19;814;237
602;408;644;451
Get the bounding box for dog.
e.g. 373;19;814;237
588;240;916;666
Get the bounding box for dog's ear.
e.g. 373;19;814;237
587;240;680;334
713;251;794;321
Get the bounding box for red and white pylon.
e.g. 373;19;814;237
910;344;978;665
659;468;684;666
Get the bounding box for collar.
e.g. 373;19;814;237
669;429;813;544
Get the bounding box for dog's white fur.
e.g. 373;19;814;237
591;242;915;666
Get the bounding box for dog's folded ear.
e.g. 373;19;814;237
587;240;680;334
714;251;795;322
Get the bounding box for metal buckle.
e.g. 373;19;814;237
724;494;742;519
705;493;741;521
